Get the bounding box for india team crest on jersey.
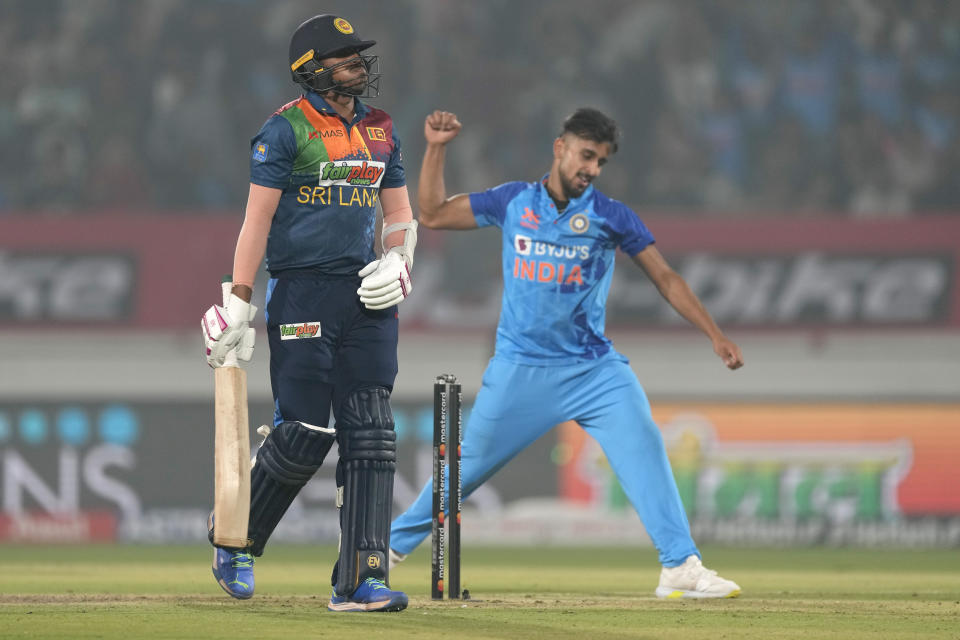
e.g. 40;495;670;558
569;213;590;233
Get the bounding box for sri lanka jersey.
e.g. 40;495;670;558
470;177;655;365
249;91;405;275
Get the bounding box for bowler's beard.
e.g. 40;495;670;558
559;170;590;200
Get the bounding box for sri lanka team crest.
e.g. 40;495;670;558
366;126;388;142
334;18;354;34
569;213;590;233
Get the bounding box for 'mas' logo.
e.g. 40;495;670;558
319;161;385;187
280;322;321;340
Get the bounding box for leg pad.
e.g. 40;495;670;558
246;420;335;556
332;388;397;596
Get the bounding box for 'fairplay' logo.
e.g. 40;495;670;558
280;322;321;340
318;161;385;188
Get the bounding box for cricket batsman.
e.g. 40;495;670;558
201;14;415;611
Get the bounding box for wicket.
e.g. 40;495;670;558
431;374;462;599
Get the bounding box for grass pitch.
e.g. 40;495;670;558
1;545;958;639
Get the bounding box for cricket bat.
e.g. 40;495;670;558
212;276;251;548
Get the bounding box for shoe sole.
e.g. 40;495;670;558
211;567;254;600
327;597;409;612
211;549;253;600
655;587;741;599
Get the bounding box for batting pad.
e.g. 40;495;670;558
332;387;397;596
246;420;335;556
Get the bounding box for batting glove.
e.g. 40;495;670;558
201;294;257;368
357;249;412;310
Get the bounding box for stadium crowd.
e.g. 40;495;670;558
1;0;958;216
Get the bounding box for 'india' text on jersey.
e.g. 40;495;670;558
470;177;654;365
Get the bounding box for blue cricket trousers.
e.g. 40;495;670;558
390;353;699;567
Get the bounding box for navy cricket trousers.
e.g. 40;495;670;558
264;273;399;429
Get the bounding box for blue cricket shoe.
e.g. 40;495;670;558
212;547;255;599
207;512;254;599
328;577;409;612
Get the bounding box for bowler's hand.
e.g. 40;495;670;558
424;110;462;145
713;336;744;370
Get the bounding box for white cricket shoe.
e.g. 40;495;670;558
655;555;741;599
388;549;407;570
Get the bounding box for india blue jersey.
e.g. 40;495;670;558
470;178;654;364
249;92;405;275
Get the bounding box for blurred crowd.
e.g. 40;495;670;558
1;0;959;216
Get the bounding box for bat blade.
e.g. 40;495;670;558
213;365;251;548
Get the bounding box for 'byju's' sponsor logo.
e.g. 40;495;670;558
514;234;532;256
514;236;590;260
280;322;321;340
318;161;385;187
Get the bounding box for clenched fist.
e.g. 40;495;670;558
424;110;462;145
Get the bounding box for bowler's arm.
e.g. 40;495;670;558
633;245;744;370
418;110;477;230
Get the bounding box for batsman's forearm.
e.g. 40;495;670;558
230;184;281;301
231;217;270;302
417;142;449;226
381;186;414;250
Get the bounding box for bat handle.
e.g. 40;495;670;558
221;275;240;368
223;347;240;368
221;276;233;307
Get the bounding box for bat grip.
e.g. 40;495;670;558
221;278;233;307
221;276;240;368
223;347;240;368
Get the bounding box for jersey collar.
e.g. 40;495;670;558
304;91;370;124
538;173;595;215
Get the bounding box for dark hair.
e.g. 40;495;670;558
561;108;619;153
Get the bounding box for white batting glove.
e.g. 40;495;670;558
201;294;257;367
357;249;412;310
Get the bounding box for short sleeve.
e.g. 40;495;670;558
249;116;297;189
609;202;655;255
468;181;528;229
380;130;406;189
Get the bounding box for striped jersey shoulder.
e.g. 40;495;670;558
272;96;305;117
